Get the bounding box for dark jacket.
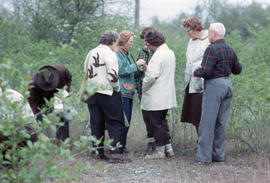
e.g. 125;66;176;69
28;65;72;118
194;39;242;79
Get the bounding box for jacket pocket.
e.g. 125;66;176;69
123;83;133;90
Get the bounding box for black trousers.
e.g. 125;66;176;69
87;91;125;154
36;107;69;141
142;110;154;139
56;116;70;141
142;109;170;147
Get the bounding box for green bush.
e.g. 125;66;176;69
0;62;118;182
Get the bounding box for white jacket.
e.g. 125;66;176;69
185;30;209;93
0;88;34;118
141;44;177;111
84;44;120;96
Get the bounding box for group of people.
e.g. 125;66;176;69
83;28;176;161
181;17;242;163
83;16;242;163
1;16;242;164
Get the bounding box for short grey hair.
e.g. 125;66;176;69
99;30;119;45
210;23;226;37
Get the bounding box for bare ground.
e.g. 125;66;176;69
74;142;270;183
68;103;270;183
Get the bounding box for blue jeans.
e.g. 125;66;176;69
121;97;133;149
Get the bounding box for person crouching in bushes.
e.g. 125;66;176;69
28;65;72;141
0;82;38;168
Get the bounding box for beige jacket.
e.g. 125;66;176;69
141;44;177;111
185;30;209;93
84;44;120;96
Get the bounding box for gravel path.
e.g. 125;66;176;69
77;146;270;183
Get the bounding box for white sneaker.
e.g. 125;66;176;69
144;146;165;159
165;143;174;157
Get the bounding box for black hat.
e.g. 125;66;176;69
35;65;60;91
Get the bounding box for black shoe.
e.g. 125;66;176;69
122;148;130;154
108;153;132;163
212;159;224;163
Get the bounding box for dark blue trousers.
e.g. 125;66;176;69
121;97;133;149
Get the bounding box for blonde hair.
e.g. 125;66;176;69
117;30;134;46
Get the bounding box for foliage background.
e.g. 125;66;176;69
0;0;270;182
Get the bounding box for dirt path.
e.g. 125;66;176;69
77;145;270;183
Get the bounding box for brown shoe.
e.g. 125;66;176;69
108;153;132;163
90;153;109;161
100;154;110;160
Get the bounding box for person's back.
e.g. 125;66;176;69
28;65;72;141
84;44;119;95
28;65;72;116
83;30;130;162
1;88;34;119
141;30;176;159
200;40;241;79
53;65;72;92
2;88;34;118
0;87;38;165
142;44;177;111
194;22;242;164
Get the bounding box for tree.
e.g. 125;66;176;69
135;0;140;26
196;0;270;39
10;0;104;44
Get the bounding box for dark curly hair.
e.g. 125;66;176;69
144;30;165;47
140;27;155;39
182;16;203;32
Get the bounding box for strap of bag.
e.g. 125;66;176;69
83;56;90;81
116;47;141;71
130;54;141;71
